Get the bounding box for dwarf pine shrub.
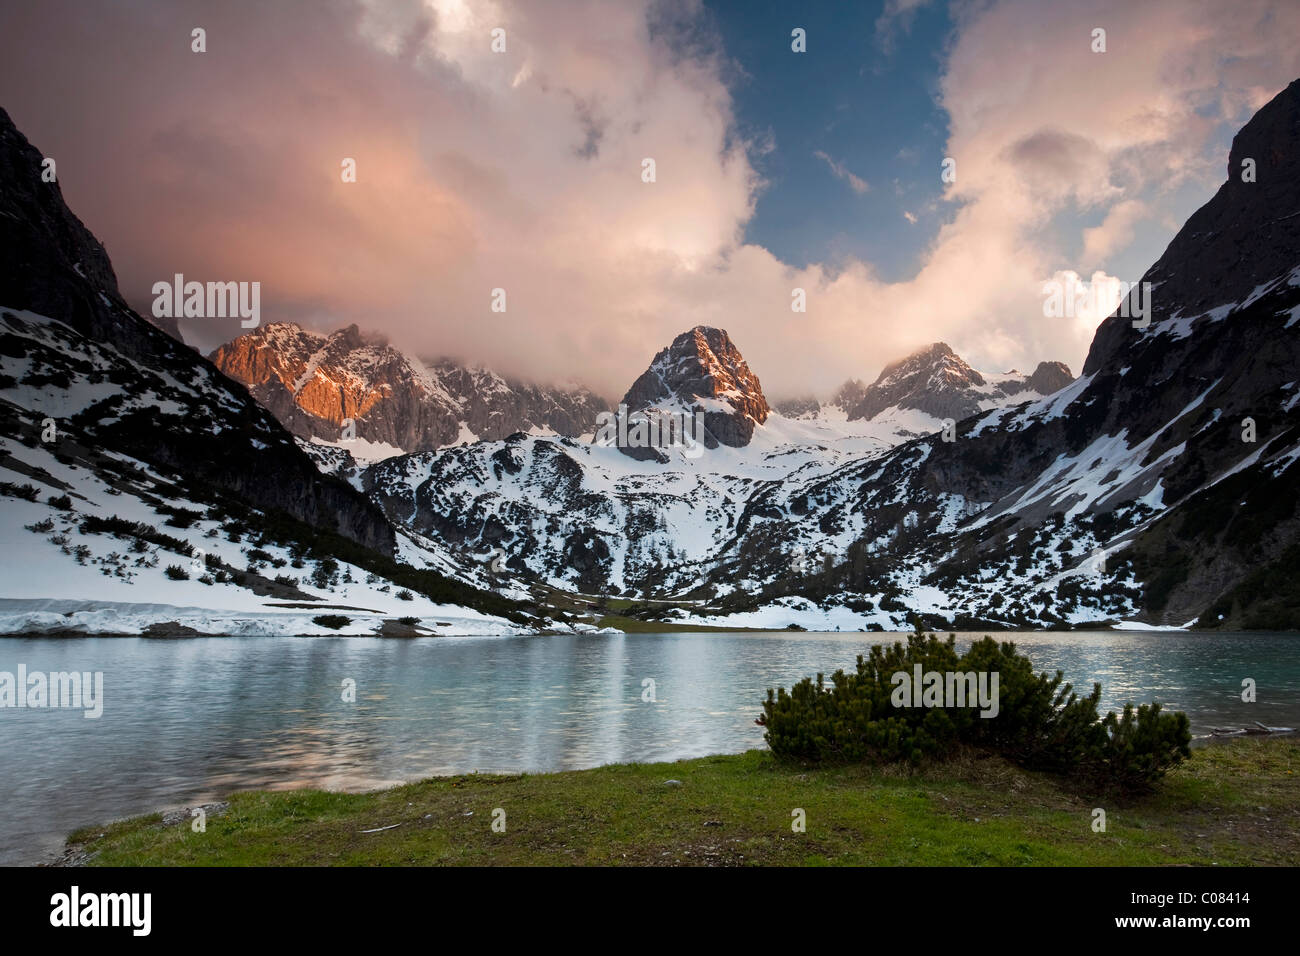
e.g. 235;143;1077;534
758;626;1190;792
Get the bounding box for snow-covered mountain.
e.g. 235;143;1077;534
773;380;868;421
364;79;1300;631
777;343;1073;437
8;74;1300;636
845;343;1073;422
618;326;771;450
365;410;914;595
362;331;1069;604
211;322;607;460
0;106;534;636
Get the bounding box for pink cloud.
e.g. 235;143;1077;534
1;0;1298;400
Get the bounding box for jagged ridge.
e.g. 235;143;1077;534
211;321;608;458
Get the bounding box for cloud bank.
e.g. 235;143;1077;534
2;0;1299;400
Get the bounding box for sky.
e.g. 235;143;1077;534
2;0;1299;402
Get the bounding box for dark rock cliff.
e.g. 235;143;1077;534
0;106;396;554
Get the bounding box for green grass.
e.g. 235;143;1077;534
528;583;767;632
591;614;767;633
64;737;1300;866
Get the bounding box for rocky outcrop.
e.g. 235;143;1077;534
1085;76;1300;377
620;326;769;448
211;322;607;455
1023;361;1074;396
781;344;1073;424
0;109;172;350
848;343;988;421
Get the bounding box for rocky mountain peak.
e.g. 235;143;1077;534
776;345;1072;425
0;106;167;341
895;341;983;386
334;323;366;350
211;321;608;457
832;378;869;410
847;342;984;422
1025;360;1074;395
620;325;770;448
904;341;961;365
1085;78;1300;375
842;342;1072;423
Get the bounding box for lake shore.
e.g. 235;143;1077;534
54;736;1300;867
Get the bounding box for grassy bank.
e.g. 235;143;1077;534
62;736;1300;866
528;585;769;633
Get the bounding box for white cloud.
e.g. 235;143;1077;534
4;0;1300;401
1081;199;1148;269
814;150;870;194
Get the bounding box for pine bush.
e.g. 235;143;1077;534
758;625;1191;792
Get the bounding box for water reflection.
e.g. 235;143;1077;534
1;630;1296;864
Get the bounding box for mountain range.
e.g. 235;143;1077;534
3;77;1300;633
212;318;1073;460
210;322;607;459
777;342;1074;430
361;80;1300;630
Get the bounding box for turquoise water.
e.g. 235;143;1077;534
1;629;1297;864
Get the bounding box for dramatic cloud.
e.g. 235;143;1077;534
2;0;1299;400
1081;200;1148;270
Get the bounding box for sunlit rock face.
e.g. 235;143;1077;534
211;321;607;456
620;325;770;450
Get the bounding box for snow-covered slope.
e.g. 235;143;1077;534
365;409;922;595
0;107;531;636
0;305;527;634
362;337;1077;607
777;342;1074;439
366;80;1300;631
